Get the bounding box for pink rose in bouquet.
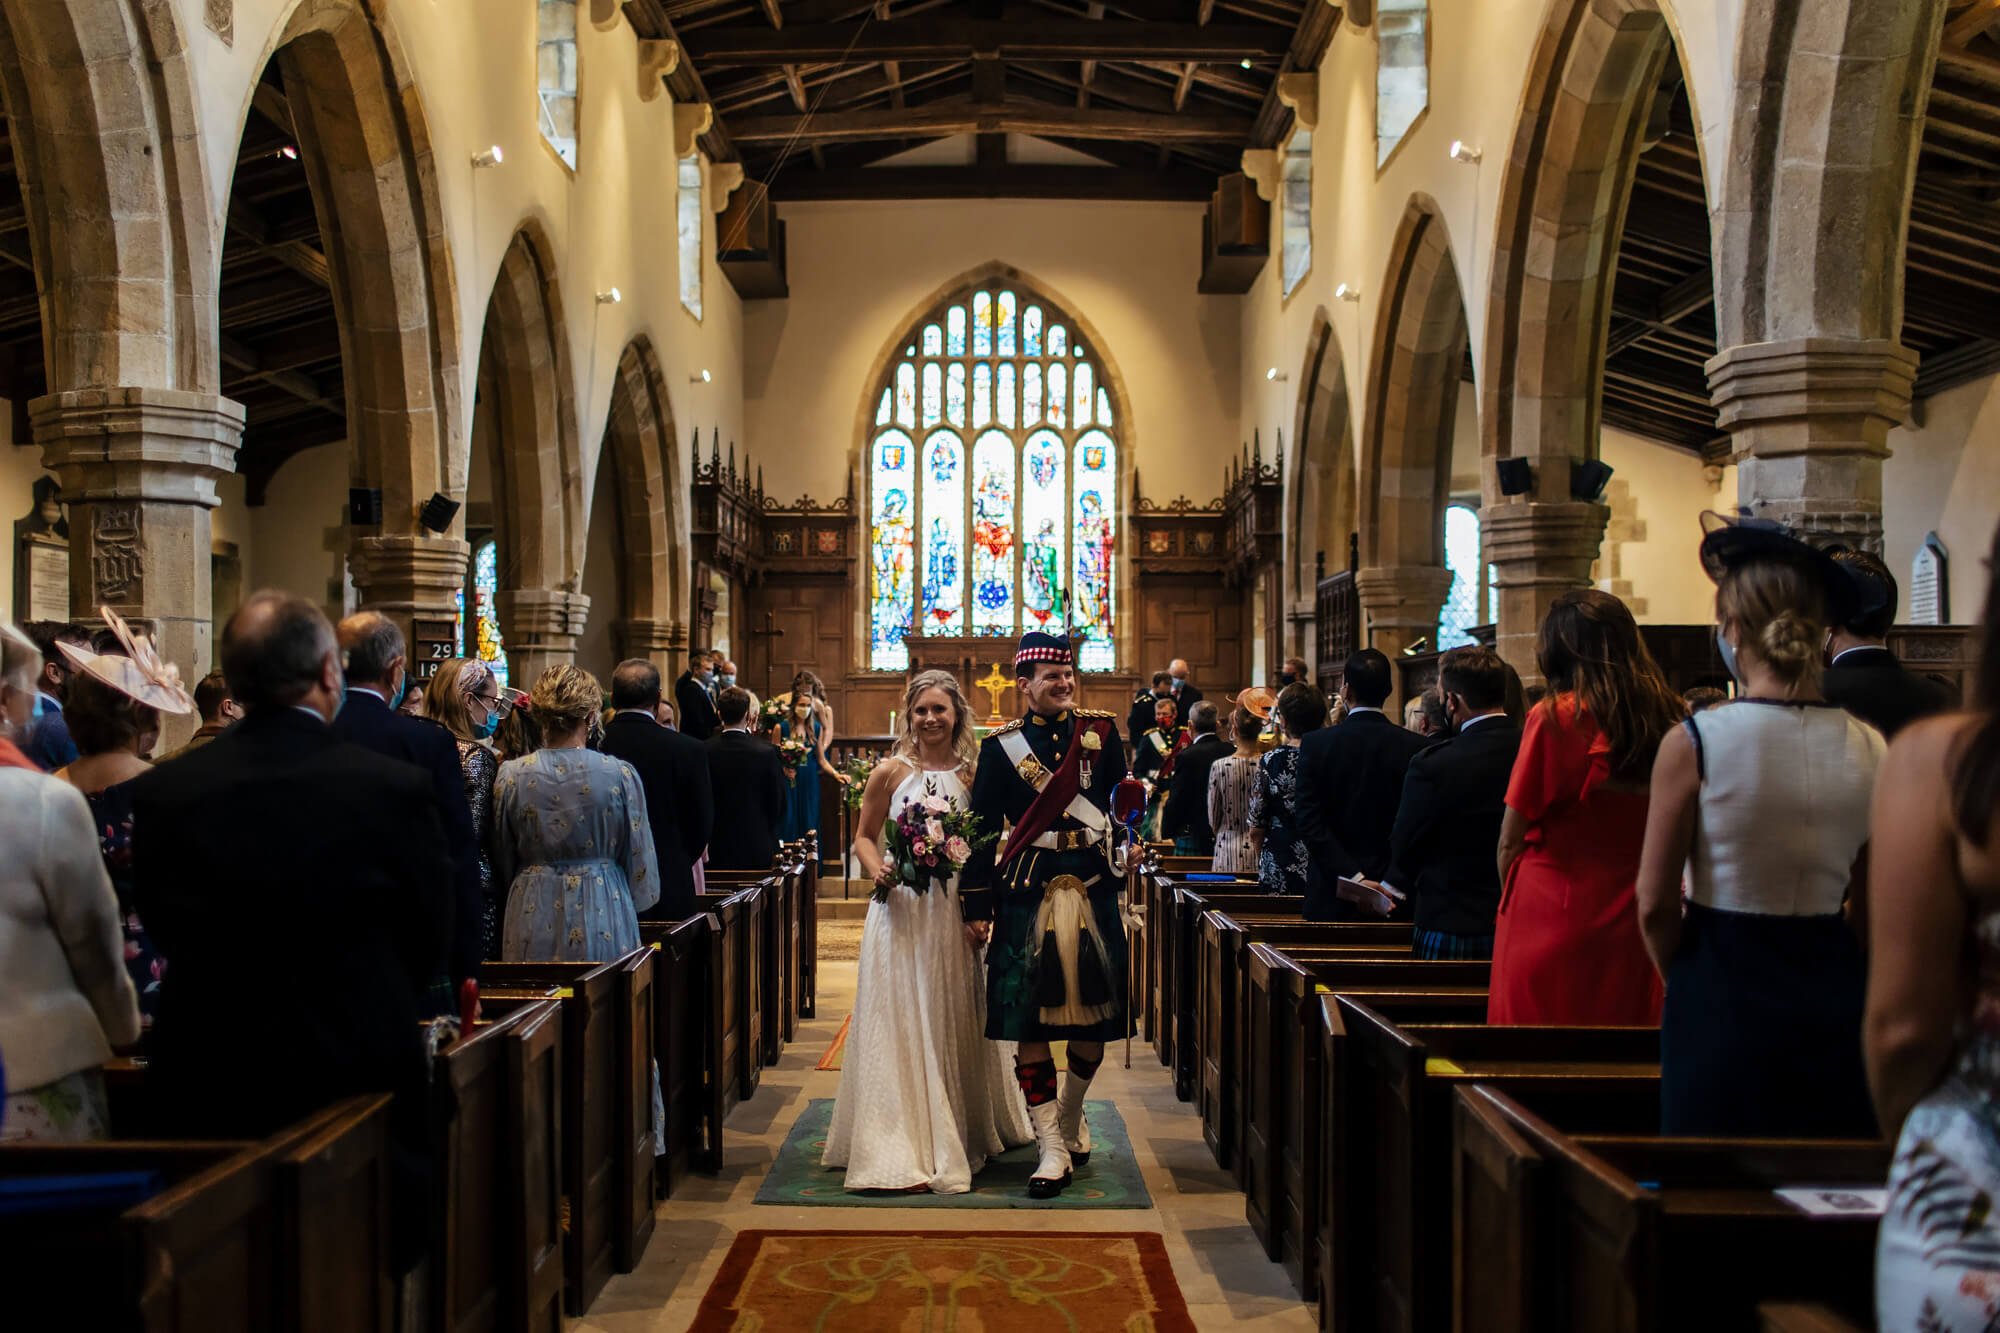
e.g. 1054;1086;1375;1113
874;778;995;903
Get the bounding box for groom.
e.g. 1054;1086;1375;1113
959;630;1132;1198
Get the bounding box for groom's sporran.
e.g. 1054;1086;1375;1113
959;630;1136;1197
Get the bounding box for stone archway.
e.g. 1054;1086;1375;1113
477;226;586;683
1705;0;1943;546
1479;0;1689;669
1357;196;1467;673
262;0;468;629
598;335;685;671
1285;309;1358;659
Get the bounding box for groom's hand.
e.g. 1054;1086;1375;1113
964;921;991;947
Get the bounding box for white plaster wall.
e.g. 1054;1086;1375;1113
247;442;353;617
576;444;624;673
0;410;58;623
1596;428;1736;625
742;198;1238;501
1885;373;2000;623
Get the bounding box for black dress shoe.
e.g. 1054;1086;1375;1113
1027;1170;1073;1199
1070;1149;1091;1167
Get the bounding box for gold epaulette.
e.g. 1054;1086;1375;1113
1076;708;1116;719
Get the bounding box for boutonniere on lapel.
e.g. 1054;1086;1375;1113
1080;722;1103;787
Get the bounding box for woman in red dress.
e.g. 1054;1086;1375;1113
1488;588;1684;1026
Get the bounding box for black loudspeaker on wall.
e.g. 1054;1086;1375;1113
1570;459;1615;501
1494;458;1534;496
418;492;462;534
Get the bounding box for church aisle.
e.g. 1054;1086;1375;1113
576;954;1317;1331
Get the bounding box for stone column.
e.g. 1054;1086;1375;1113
33;388;245;749
1482;501;1609;680
1706;338;1918;550
1355;564;1452;710
348;534;472;653
616;617;683;676
497;588;591;684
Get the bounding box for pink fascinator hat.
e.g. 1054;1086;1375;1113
57;606;195;715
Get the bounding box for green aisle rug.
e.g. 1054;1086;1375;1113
754;1099;1152;1209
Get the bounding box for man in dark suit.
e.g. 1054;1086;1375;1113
674;647;722;741
1161;700;1228;855
332;611;481;992
1167;657;1204;724
1126;671;1173;752
1375;647;1522;958
130;592;452;1268
602;658;713;918
1294;648;1429;920
1824;547;1953;738
704;684;787;871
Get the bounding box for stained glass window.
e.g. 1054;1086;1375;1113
866;286;1122;666
473;538;509;690
1439;504;1483;650
537;0;579;170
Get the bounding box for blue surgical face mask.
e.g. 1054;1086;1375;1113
388;674;408;712
473;709;499;740
1716;625;1741;684
1171;674;1186;688
720;673;736;688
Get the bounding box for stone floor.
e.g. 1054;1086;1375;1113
574;954;1319;1331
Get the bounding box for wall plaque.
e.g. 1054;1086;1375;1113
412;616;458;681
13;477;70;622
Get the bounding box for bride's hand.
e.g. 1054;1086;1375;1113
872;862;897;889
964;920;991;948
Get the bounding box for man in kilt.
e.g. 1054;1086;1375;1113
959;631;1134;1198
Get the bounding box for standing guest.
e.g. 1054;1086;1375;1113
1252;683;1328;896
1682;685;1729;714
674;648;722;741
333;612;481;1004
0;623;41;772
1167;657;1203;724
1127;671;1174;750
1294;649;1429;919
1488;589;1682;1026
1637;517;1880;1137
424;658;506;960
1133;695;1186;782
130;592;453;1271
705;685;789;871
600;658;713;921
0;622;140;1140
775;670;847;840
1411;687;1450;738
1376;648;1523;960
396;681;427;717
1208;707;1264;874
1278;656;1310;689
1870;520;2000;1330
1824;545;1954;738
493;665;660;960
56;612;194;1028
160;670;240;761
494;688;540;762
1162;700;1228;855
716;658;739;690
19;620;88;771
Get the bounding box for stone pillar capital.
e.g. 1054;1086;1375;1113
498;587;592;682
616;617;681;655
32;387;245;506
1354;564;1454;628
348;535;471;612
1481;500;1611;679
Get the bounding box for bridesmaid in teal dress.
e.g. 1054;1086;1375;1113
773;672;845;840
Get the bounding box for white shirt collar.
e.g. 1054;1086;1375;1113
37;690;61;711
1458;710;1508;731
347;684;389;703
291;704;330;724
1347;705;1383;716
1830;645;1883;665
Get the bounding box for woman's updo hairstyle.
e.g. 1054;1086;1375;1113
530;663;603;733
1716;558;1826;693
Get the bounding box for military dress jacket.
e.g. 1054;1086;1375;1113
958;707;1128;921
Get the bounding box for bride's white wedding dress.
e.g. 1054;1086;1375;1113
822;762;1032;1192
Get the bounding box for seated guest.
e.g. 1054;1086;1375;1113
1824;545;1954;737
1294;649;1429;919
674;647;722;741
19;620;88;771
494;665;660;960
706;685;788;872
56;613;193;1029
1208;707;1264;874
1870;519;2000;1330
1162;701;1227;855
0;623;141;1140
161;670;240;761
600;658;713;920
1127;670;1174;752
1376;647;1522;960
424;658;506;959
1252;683;1329;896
1489;589;1682;1026
333;612;479;998
131;592;452;1268
1637;518;1882;1137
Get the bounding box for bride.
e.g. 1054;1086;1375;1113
822;669;1031;1191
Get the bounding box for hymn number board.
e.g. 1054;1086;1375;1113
412;617;457;681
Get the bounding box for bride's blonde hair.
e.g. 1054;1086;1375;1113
892;669;979;770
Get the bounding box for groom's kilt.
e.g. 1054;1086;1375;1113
984;845;1132;1043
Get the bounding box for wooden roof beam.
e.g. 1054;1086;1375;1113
764;162;1214;199
682;19;1295;64
728;98;1254;142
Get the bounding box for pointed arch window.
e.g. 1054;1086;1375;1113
537;0;579;169
868;285;1120;671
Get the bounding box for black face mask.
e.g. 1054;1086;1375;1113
1280;672;1297;686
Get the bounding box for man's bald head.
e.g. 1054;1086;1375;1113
223;591;339;711
336;610;405;687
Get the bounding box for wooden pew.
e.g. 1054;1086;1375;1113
479;956;630;1316
1454;1085;1888;1333
1163;883;1285;1098
0;1094;394;1333
694;887;751;1109
612;947;658;1272
638;912;717;1186
1336;1002;1661;1333
701;876;775;1081
797;832;820;1020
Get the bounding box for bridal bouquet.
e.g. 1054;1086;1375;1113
775;734;811;774
838;754;874;811
758;697;788;731
873;783;994;904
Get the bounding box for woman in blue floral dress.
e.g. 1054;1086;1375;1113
1250;683;1328;896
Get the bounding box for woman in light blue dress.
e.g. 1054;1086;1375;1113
493;665;660;961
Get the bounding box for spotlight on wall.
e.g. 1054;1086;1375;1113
1266;367;1288;383
1448;140;1483;164
471;145;504;168
1570;459;1615;502
596;288;622;305
279;144;300;161
1334;282;1360;302
1401;636;1432;658
1494;457;1535;496
1240;58;1254;69
418;492;462;534
690;368;713;384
